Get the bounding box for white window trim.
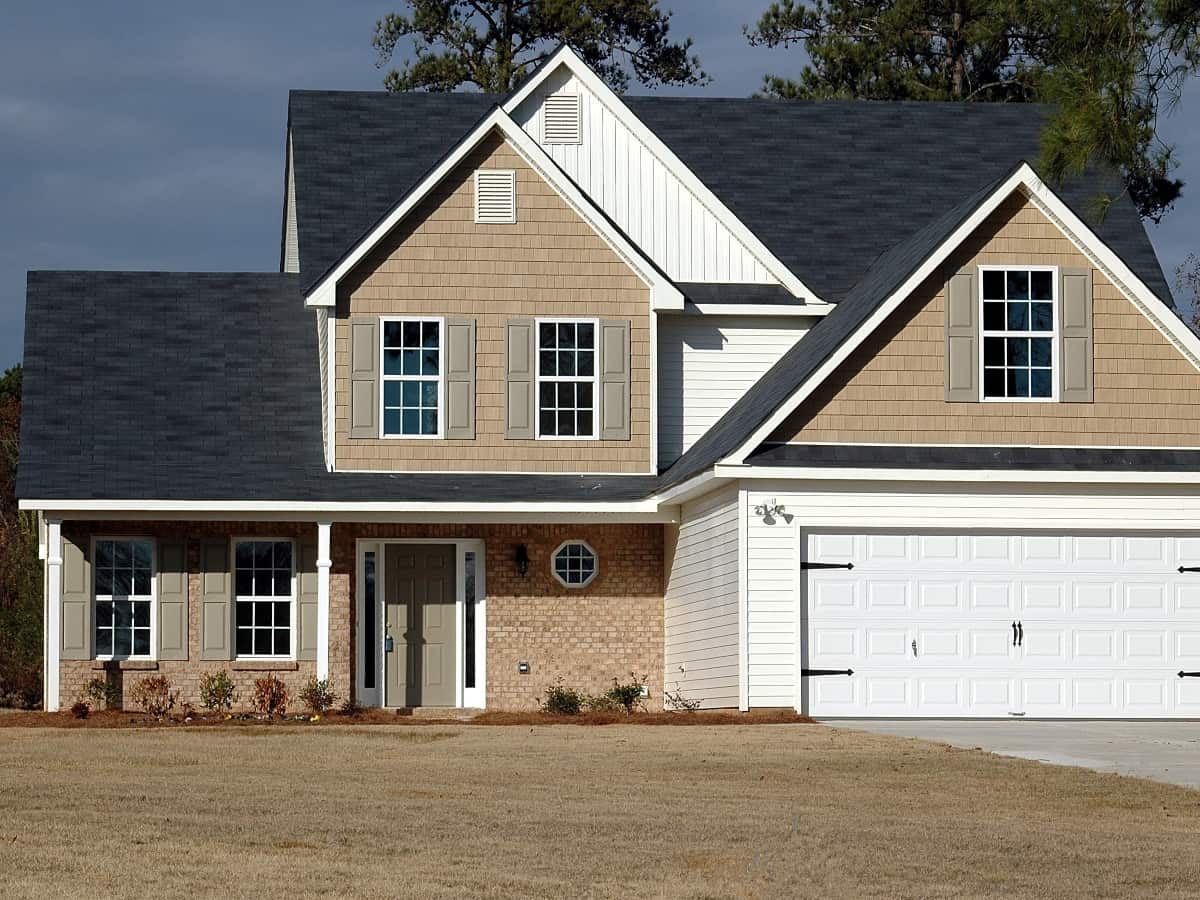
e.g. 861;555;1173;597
474;169;517;224
978;264;1059;403
378;315;446;440
535;316;600;440
232;537;297;661
91;536;156;662
551;539;598;589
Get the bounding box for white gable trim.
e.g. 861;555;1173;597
723;162;1200;467
304;106;684;312
503;46;819;303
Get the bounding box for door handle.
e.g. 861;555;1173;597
1017;621;1024;647
911;639;918;658
1012;622;1018;646
384;636;394;653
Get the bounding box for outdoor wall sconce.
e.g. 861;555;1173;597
514;543;530;577
753;498;790;525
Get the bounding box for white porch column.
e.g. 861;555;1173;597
316;521;332;680
45;518;62;712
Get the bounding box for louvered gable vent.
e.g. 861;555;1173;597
542;93;582;144
474;169;517;224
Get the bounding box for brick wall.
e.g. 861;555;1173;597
340;523;664;711
773;191;1200;446
59;521;663;713
334;131;653;473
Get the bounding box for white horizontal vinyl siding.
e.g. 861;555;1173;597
664;485;741;708
657;316;812;469
744;480;1200;709
512;69;779;285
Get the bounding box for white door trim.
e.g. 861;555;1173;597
355;538;487;709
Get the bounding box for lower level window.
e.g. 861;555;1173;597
235;540;293;657
94;539;153;657
552;540;597;588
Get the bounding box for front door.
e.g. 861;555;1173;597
384;544;457;707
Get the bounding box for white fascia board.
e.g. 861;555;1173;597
666;302;835;317
304;105;683;312
20;498;671;517
717;463;1200;485
721;162;1200;467
502;45;819;303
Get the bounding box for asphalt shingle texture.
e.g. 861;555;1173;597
748;443;1200;472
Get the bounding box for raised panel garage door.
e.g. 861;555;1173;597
804;532;1200;718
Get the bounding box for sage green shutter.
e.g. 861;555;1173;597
444;317;476;439
297;541;318;661
598;319;631;440
61;536;91;660
200;539;232;660
157;541;188;661
505;318;535;439
945;269;979;402
349;317;379;438
1059;267;1094;402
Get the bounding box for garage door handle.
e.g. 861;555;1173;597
1180;671;1200;678
1017;621;1024;646
1012;622;1018;646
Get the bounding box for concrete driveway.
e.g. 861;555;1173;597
829;719;1200;789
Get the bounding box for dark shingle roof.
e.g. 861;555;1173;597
748;443;1200;472
16;271;655;502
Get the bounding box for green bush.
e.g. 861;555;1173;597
83;676;122;710
541;678;584;715
199;669;238;712
602;674;648;714
130;675;176;718
583;693;624;713
299;675;338;714
70;700;89;720
664;683;702;712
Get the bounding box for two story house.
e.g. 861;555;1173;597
20;47;1200;718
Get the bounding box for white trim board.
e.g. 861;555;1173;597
304;105;683;313
503;45;819;303
717;463;1200;485
722;163;1200;468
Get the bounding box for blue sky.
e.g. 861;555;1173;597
2;1;1198;371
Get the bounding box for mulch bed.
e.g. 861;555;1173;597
0;707;813;729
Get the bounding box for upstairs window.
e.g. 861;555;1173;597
382;319;442;437
475;170;516;224
543;93;582;144
537;320;597;438
981;267;1056;400
235;540;294;658
94;539;154;658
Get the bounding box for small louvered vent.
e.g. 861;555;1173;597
474;170;516;224
543;94;582;144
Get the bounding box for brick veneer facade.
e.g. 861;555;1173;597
59;521;664;713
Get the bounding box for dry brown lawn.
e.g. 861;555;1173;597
0;723;1197;899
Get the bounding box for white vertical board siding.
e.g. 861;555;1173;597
512;70;779;285
283;131;299;274
657;316;812;469
664;485;741;708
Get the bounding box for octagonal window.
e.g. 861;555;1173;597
552;541;597;588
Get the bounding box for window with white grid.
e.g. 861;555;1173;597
234;540;294;658
94;539;154;658
381;319;442;437
981;267;1057;400
552;541;597;588
536;320;597;438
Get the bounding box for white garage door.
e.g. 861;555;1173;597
805;532;1200;718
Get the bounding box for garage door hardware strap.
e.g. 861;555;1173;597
1179;566;1200;573
1180;671;1200;678
801;561;855;570
801;668;855;677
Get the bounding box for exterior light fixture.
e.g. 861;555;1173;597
515;543;529;577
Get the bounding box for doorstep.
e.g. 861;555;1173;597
391;707;484;720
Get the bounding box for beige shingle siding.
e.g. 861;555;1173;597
773;192;1200;447
334;133;652;472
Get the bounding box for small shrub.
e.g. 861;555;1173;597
603;673;648;714
130;675;177;718
540;678;584;715
583;693;624;713
83;676;122;710
664;683;703;712
299;675;338;714
71;700;90;720
199;669;238;712
251;674;290;717
338;697;364;717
